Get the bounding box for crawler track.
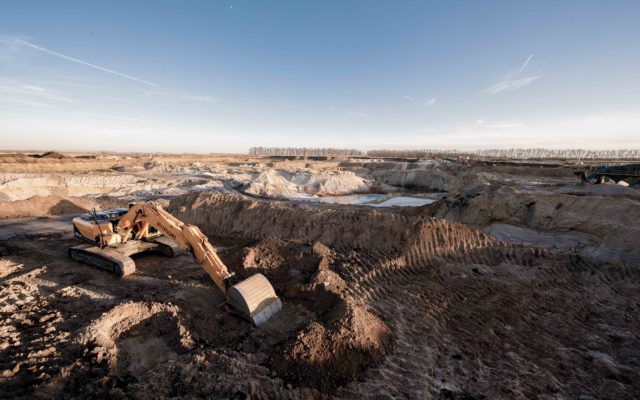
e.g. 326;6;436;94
68;245;136;276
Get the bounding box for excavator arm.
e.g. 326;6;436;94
116;202;233;294
114;202;282;325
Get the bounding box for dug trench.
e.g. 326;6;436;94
0;191;638;398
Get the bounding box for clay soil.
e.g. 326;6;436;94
1;153;639;399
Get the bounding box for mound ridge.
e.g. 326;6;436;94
168;191;502;257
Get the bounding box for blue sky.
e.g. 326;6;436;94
0;1;639;153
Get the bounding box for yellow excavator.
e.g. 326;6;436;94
68;202;282;326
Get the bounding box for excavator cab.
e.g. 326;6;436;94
69;203;282;326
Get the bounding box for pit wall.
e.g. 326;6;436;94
167;192;502;262
427;186;640;265
0;154;260;173
0;173;145;201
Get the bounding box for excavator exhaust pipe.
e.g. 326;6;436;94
226;274;283;326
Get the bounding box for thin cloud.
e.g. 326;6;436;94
474;119;525;128
142;90;220;103
423;97;437;108
343;110;370;120
482;122;525;129
1;35;160;88
517;53;533;76
328;106;370;120
463;119;525;134
0;106;161;123
0;83;75;103
481;76;540;95
30;79;114;90
0;98;54;109
481;54;539;95
65;111;158;123
406;95;437;108
0;36;25;63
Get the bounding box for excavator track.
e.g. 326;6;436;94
152;236;181;257
70;202;282;325
68;244;136;276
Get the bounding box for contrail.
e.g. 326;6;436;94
2;36;161;88
517;53;533;77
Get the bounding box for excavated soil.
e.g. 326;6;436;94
1;191;639;399
424;186;640;265
0;196;127;219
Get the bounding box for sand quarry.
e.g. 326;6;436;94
1;152;639;399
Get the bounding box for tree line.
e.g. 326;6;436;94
248;147;363;156
249;147;640;160
470;148;640;160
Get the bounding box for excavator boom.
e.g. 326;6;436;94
69;202;282;326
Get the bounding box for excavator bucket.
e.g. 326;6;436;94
226;273;282;326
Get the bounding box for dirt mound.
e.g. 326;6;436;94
169;192;499;256
30;151;68;159
0;153;29;162
426;186;640;264
0;195;126;219
239;239;391;391
0;173;147;200
75;302;194;375
242;169;372;198
282;303;389;389
243;236;289;270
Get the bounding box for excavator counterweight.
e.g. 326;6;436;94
69;203;282;326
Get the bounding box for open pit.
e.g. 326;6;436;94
1;152;639;399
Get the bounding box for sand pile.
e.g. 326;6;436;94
242;169;371;198
0;173;146;201
0;171;223;209
0;195;126;220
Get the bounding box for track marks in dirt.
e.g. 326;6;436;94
0;261;68;397
335;246;640;398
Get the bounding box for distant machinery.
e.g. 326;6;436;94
575;163;640;186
